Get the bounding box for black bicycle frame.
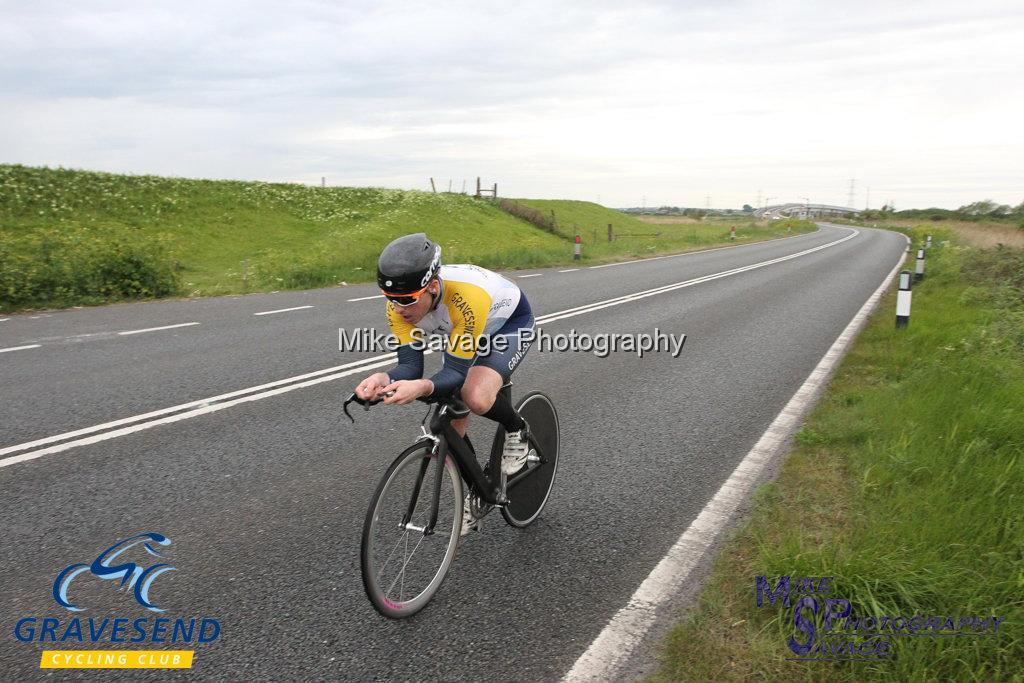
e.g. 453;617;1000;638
409;385;549;535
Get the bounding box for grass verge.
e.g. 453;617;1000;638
0;164;815;312
651;228;1024;681
510;198;814;260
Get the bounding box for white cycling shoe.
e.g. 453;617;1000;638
501;422;530;476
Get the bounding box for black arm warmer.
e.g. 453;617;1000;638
387;344;424;382
428;353;474;398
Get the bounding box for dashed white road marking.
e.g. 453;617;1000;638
589;256;664;269
0;318;9;322
0;344;41;354
562;233;910;682
517;274;542;278
558;269;579;273
117;322;200;336
253;305;314;316
348;294;384;302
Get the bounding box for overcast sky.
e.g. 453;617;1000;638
2;0;1022;209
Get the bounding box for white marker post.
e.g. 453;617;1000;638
915;248;926;281
730;226;736;241
926;234;933;249
574;234;582;260
896;270;912;328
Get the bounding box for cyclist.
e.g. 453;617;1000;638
354;233;535;534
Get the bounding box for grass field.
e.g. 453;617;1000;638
509;198;812;260
0;165;815;312
651;228;1024;681
843;216;1024;249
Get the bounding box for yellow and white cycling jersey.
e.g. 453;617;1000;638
385;264;521;359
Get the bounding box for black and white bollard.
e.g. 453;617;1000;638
915;248;926;281
896;270;913;328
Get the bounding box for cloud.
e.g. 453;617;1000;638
1;0;1022;208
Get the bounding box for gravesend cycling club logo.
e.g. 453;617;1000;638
12;531;222;670
53;532;176;612
755;574;1006;661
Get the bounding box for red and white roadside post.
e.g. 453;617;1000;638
730;226;736;241
896;270;913;329
574;234;582;260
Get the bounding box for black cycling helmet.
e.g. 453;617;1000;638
377;233;442;296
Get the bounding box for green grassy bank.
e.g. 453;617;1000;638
511;198;811;259
0;165;813;312
652;229;1024;681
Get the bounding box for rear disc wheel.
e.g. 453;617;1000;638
501;391;559;527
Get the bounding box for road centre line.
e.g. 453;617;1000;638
589;256;665;269
0;228;856;469
348;294;384;302
558;269;579;273
0;354;401;459
254;305;314;316
562;232;908;682
0;357;401;469
517;274;542;278
586;226;823;270
0;344;41;354
540;229;857;325
118;322;200;336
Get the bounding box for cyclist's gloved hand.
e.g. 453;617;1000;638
382;379;433;405
355;372;391;401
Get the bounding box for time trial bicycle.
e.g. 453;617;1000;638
343;382;559;619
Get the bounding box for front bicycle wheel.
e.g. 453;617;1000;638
501;391;560;528
361;442;463;618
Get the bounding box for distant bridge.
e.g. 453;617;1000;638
756;203;859;219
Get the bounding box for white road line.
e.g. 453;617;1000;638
589;256;665;269
253;305;314;316
0;357;399;469
585;226;823;270
348;294;384;302
517;274;543;278
0;318;9;322
0;344;41;354
558;269;579;273
0;353;398;459
117;322;200;336
541;230;858;325
0;228;858;469
562;233;909;682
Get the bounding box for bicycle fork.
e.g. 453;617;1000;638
400;437;448;536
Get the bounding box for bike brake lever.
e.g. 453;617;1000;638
343;391;394;423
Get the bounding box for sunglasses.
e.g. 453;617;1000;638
381;285;429;307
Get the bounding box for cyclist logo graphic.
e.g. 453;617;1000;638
52;532;176;613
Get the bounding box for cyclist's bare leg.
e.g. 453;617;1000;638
461;365;503;414
451;366;503;438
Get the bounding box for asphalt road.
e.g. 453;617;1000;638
0;224;907;680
